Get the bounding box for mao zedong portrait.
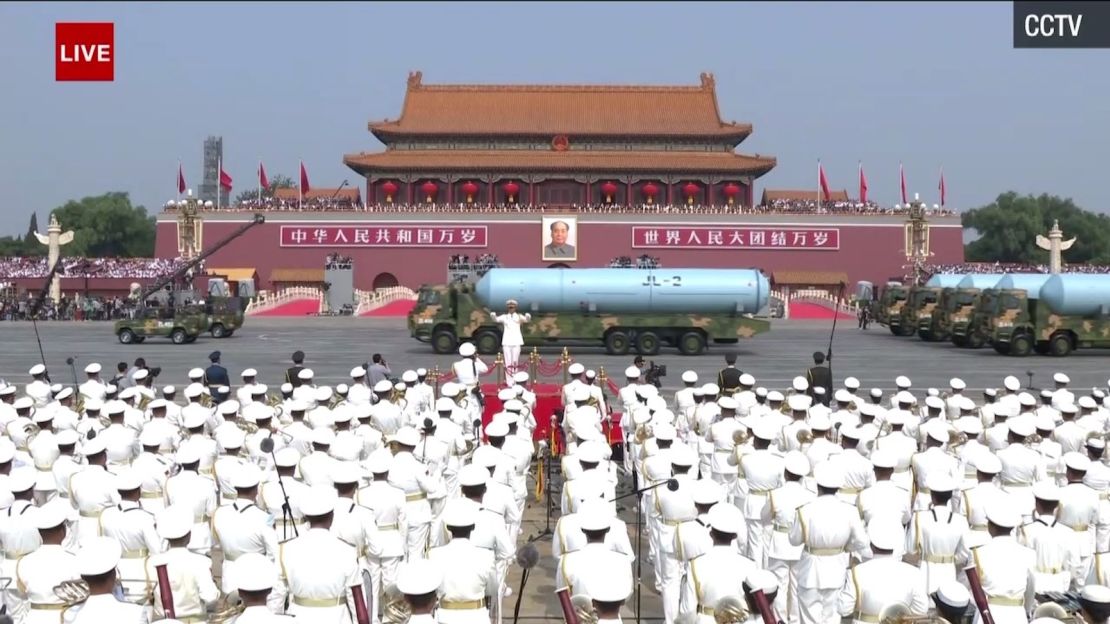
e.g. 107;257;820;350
543;219;576;260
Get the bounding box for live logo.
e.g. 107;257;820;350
55;22;114;81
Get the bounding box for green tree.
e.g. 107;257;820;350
234;173;295;204
25;212;38;240
50;192;155;257
0;235;32;256
963;192;1110;265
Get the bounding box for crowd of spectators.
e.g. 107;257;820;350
448;254;500;273
922;261;1110;279
608;255;661;269
162;199;955;217
0;294;135;321
325;253;353;270
0;256;187;279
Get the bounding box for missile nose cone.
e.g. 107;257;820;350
476;270;493;306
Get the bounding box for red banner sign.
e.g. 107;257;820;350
632;226;839;250
280;225;488;248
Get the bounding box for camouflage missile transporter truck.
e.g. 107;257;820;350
409;268;772;356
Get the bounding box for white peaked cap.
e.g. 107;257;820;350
949;377;966;390
784;451;811;477
844;377;860;389
84;362;102;374
986;500;1021;528
706;504;744;534
568;363;585;375
298;369;314;380
397;559;443;596
77;536;122;576
936;582;970;608
402;370;418;382
350;366;366;377
791;376;808;392
1003;375;1020;391
681;371;698;383
458;342;477;357
867;518;903;551
234;553;278;591
156;506;194;540
625;366;640;378
373;380;393;393
739;373;755;386
1054;372;1070;384
29;364;46;376
241;368;257;377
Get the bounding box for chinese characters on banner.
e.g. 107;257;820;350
632;226;839;250
280;225;488;247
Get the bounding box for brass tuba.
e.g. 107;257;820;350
570;594;598;624
54;579;90;606
138;394;154;412
796;428;814;446
713;596;750;624
732;429;751;447
634;424;653;444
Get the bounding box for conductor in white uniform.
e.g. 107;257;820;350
495;300;531;375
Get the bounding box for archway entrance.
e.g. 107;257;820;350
372;272;399;289
547;263;571;269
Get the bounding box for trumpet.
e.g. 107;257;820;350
238;419;260;435
634;424;653;444
53;579;90;605
199;394;215;408
796;428;814;446
138;395;153;412
947;430;968;448
74;394;86;414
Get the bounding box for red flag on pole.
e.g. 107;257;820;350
938;168;946;207
858;162;868;204
900;163;908;204
259;162;269;189
219;165;233;191
300;162;311;194
177;163;186;194
818;163;832;203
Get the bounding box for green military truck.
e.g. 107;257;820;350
115;306;209;344
945;288;991;348
988;274;1110;356
910;287;944;341
408;268;772;356
204;298;245;338
874;283;911;335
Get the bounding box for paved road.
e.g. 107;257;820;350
2;317;1109;619
2;317;1107;393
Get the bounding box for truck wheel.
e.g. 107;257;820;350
432;329;458;354
951;336;967;348
118;329;136;344
1010;334;1033;357
635;332;661;356
604;331;630;356
210;324;227;338
223;330;234;337
888;326;900;336
677;331;706;355
967;333;985;349
185;335;198;343
1049;333;1073;357
474;330;500;355
917;330;932;342
171;329;188;345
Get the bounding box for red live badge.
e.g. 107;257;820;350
56;22;114;81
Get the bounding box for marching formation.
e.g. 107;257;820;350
0;345;540;623
558;359;1110;624
8;340;1110;624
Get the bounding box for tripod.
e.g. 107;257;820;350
259;437;297;540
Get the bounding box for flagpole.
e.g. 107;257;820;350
217;157;221;210
177;161;181;200
817;160;822;206
298;160;303;211
258;159;261;208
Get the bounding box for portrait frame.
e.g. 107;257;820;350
541;215;578;262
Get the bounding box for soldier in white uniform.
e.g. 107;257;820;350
677;504;758;624
63;537;148;623
12;503;79;622
25;364;52;408
146;505;220;620
164;447;217;552
1052;372;1075;409
762;451;814;624
388;426;442;561
905;474;968;593
736;422;786;563
495;300;531;375
99;469;164;601
231;553;297;622
1020;481;1082;593
212;465;280;601
357;448;408;624
428;503;499;624
68;436;121;547
956;501;1035;624
788;463;868;624
453;343;489;415
395;559;442;624
837;519;929;624
79;363;108;402
275;489;361;623
1058;452;1101;582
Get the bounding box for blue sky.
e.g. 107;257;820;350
0;2;1106;236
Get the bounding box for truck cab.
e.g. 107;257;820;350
115;305;208;345
874;284;908;333
987;289;1037;355
943;288;983;347
911;287;944;340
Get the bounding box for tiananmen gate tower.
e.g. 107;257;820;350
153;72;963;294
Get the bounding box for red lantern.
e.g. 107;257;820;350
503;181;519;203
683;182;700;205
421;181;438;203
381;181;398;203
723;182;740;205
642;183;658;204
601;181;618;203
461;181;479;203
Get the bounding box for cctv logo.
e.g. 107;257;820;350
1013;1;1110;48
56;22;114;81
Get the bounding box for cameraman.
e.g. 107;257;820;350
634;356;665;389
367;353;392;386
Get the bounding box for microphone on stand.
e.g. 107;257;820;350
259;436;298;539
511;543;541;624
608;478;679;503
